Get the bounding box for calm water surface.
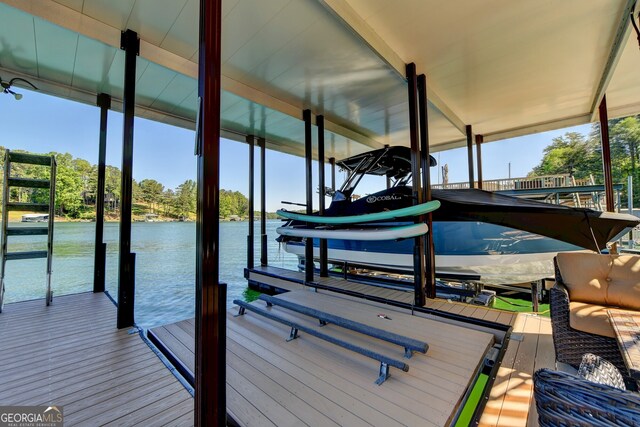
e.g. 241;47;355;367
4;221;297;328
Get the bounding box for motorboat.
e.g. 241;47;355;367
276;146;640;285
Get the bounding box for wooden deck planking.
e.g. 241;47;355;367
250;266;516;327
479;313;554;427
151;289;496;426
0;293;193;426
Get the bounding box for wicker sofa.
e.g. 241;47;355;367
550;252;640;389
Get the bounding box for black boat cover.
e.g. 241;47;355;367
432;189;639;251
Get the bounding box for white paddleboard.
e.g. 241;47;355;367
276;223;428;241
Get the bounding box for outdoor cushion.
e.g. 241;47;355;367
557;253;640;310
568;301;615;338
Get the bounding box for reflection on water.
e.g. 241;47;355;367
3;220;297;328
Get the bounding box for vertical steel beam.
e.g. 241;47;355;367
466;125;474;188
329;157;336;191
599;96;615;212
317;115;328;277
417;74;435;300
406;63;425;307
259;138;268;266
247;135;255;269
476;134;484;190
303;109;314;283
195;0;226;425
94;93;110;293
117;30;139;329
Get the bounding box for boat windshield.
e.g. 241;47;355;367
338;148;390;198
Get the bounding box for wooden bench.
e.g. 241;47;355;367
258;294;429;358
233;299;409;384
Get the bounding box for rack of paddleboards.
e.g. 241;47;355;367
276;200;440;241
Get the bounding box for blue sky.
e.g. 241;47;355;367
0;89;591;211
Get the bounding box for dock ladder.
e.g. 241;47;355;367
0;151;56;312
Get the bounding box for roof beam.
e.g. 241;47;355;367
1;0;383;152
431;113;593;153
589;0;637;122
317;0;467;135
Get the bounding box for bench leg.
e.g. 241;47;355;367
286;327;299;342
375;362;390;385
404;347;413;359
233;306;246;317
319;320;327;327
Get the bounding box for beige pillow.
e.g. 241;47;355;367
557;253;640;310
606;255;640;309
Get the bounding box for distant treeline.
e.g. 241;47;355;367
0;147;255;220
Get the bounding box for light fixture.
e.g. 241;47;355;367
1;76;38;100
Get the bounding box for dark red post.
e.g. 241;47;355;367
195;0;226;425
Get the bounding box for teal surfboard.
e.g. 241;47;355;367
276;200;440;224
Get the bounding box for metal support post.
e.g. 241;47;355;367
317;115;328;277
117;30;139;329
598;95;615;212
329;157;336;191
94;93;110;293
260;138;268;266
406;63;425;307
466;125;474;188
303;109;314;283
195;0;226;425
247;135;255;269
476;134;483;190
417;74;435;300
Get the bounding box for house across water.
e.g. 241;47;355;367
21;214;48;223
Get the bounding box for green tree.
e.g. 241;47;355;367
139;179;164;212
174;179;196;219
530;132;600;180
104;166;121;211
608;116;640;206
55;163;83;217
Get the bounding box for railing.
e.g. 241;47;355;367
432;174;575;191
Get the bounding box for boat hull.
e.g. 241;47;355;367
280;221;582;284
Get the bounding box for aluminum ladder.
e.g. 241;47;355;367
0;150;56;312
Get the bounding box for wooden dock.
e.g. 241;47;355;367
0;292;193;426
150;289;496;426
243;266;555;426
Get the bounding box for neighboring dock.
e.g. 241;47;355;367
0;293;193;426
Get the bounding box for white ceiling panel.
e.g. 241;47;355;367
160;0;199;59
126;0;189;47
82;0;135;31
605;29;640;119
51;0;83;12
3;0;639;160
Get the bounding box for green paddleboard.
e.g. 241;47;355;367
276;200;440;224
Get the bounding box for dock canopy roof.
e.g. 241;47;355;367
1;0;640;157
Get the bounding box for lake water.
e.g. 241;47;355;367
3;221;298;328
